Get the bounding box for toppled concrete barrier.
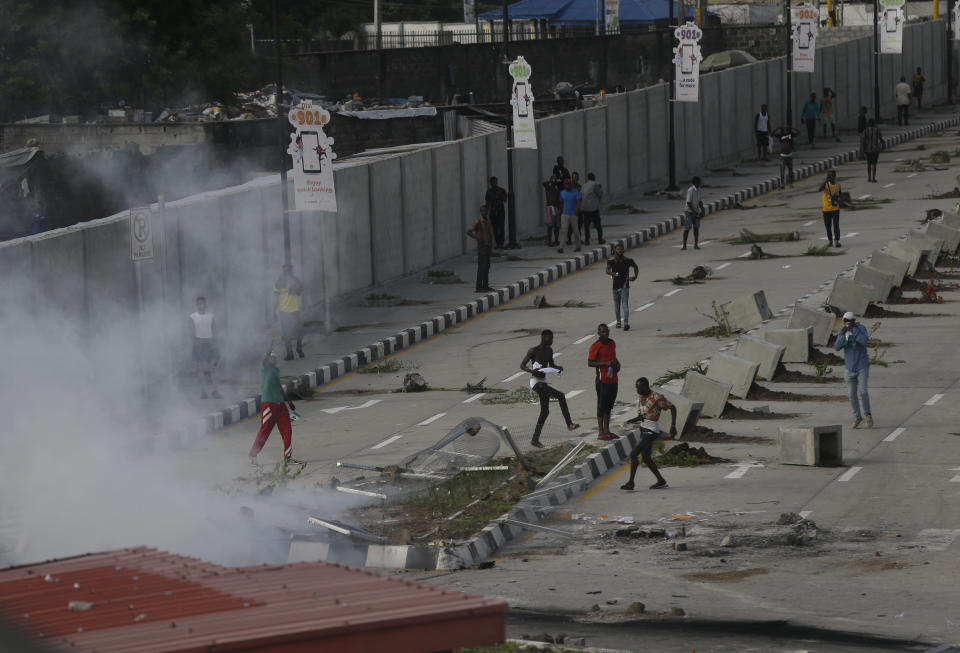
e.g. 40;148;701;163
778;425;842;466
853;263;896;303
884;240;924;277
926;221;960;255
827;277;872;316
762;327;811;363
706;352;760;399
653;386;703;437
906;230;943;258
681;371;732;418
787;305;835;347
734;335;786;381
720;291;774;330
868;250;909;287
942;211;960;230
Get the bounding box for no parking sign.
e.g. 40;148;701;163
130;207;153;261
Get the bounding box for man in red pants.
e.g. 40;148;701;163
249;347;301;467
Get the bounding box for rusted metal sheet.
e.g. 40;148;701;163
0;547;506;652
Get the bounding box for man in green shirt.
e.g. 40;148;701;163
249;347;300;466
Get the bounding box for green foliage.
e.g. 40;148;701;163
696;301;734;338
357;359;406;374
804;244;843;256
812;360;832;382
653;361;708;387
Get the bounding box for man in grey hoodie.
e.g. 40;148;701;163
579;172;604;245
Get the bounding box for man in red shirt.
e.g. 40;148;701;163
621;377;676;490
588;323;619;441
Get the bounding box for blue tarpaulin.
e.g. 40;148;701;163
478;0;695;26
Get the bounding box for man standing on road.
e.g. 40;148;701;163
588;323;620;441
895;77;912;126
912;67;926;109
249;347;301;466
580;172;604;245
606;243;638;331
801;92;821;146
558;177;582;253
621;377;676;490
520;329;580;448
189;296;221;400
834;312;873;429
484;177;507;248
682;176;704;250
754;104;771;161
542;176;561;246
820;88;839;142
552;156;570;192
274;264;304;360
821;169;842;247
772;126;801;189
861;119;883;183
466;204;494;292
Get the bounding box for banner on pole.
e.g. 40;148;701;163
791;3;819;73
954;2;960;39
464;0;475;25
287;100;338;212
604;0;620;33
673;21;703;102
879;0;905;53
509;56;537;149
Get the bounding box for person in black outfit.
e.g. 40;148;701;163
484;177;507;248
552;156;570;192
520;329;580;447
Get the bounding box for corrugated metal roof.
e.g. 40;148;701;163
0;547;506;652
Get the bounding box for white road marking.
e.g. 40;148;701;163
799;510;813;519
782;265;791;269
321;399;382;415
699;240;714;246
907;173;918;178
845;232;859;238
883;183;895;188
949;467;960;483
635;302;655;312
371;435;402;449
463;393;486;403
724;463;763;479
607;320;618;327
501;371;525;383
883;427;906;442
715;262;732;270
573;334;594;345
553;352;563;358
837;466;863;482
418;412;447;426
565;389;584;399
912;528;960;551
925;393;944;406
803;220;816;226
664;289;683;297
857;194;871;200
895;157;904;161
738;250;753;258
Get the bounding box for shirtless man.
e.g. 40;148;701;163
520;329;580;448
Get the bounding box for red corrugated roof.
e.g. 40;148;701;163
0;547;506;652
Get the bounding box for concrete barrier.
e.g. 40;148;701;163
734;334;786;380
868;250;909;287
853;263;896;303
706;352;760;399
885;240;924;276
942;212;960;230
653;387;703;438
680;371;732;418
906;230;943;257
926;221;960;254
787;304;835;347
762;328;811;363
778;425;843;466
827;276;873;315
721;290;774;330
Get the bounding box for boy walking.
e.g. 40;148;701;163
588;323;620;441
621;377;676;490
834;312;873;429
821;170;842;247
606;244;638;330
558;177;582;253
520;330;580;448
682;177;704;250
274;265;304;360
249;346;301;466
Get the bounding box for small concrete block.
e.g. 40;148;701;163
734;335;785;381
906;230;942;257
868;250;909;287
787;304;835;347
680;371;732;418
653;386;703;437
706;352;760;399
941;211;960;230
926;221;960;254
826;277;872;316
884;240;923;277
287;539;331;563
720;291;774;330
853;263;896;303
364;545;411;569
778;425;843;466
762;328;811;363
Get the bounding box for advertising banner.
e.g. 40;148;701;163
791;3;818;73
464;0;475;25
673;21;703;102
509;56;537;149
879;0;905;54
287;100;338;212
604;0;620;34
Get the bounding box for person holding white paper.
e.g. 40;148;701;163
520;329;580;448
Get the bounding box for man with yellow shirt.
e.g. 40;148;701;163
821;170;842;248
274;264;304;360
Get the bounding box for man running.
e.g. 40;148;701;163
520;329;580;448
249;346;301;466
606;243;638;331
621;377;676;490
588;323;619;441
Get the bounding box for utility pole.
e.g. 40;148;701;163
503;0;519;248
948;0;955;103
667;0;677;189
786;0;793;127
873;0;880;122
273;0;291;267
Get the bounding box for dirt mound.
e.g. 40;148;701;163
720;403;795;419
659;442;733;464
772;363;839;383
746;382;843;402
808;348;844;365
679;425;772;443
864;304;942;318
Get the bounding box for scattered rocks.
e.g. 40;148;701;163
625;602;646;615
590;604;601;612
720;535;734;547
402;372;428;392
778;512;801;525
671;606;687;617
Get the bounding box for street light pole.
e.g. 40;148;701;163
948;0;955;104
786;0;793;127
273;0;291;267
667;0;677;189
873;0;881;122
503;0;519;248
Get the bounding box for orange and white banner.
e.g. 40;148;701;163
287;101;338;212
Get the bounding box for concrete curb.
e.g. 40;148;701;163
188;114;960;440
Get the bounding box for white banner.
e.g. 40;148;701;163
954;2;960;39
791;3;819;73
673;22;703;103
464;0;475;25
287;101;338;212
604;0;620;33
879;0;905;53
509;56;537;150
130;207;154;261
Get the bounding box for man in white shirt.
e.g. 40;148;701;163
895;77;912;126
754;104;770;161
189;296;220;399
681;176;705;250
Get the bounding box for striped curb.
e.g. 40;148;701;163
288;429;644;570
187;114;960;440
